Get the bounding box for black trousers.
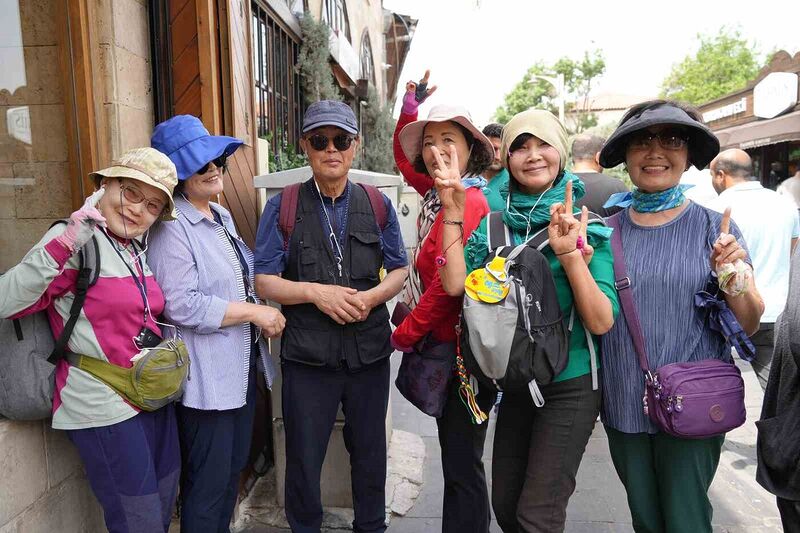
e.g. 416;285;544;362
177;365;257;533
492;374;600;533
750;323;775;391
282;359;390;533
435;378;497;533
778;497;800;533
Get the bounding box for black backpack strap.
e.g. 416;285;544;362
47;234;101;364
486;211;509;252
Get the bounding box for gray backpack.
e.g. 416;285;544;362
0;223;100;420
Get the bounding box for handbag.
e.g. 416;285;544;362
607;214;755;439
395;335;455;418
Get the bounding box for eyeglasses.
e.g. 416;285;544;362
198;155;228;174
306;133;355;152
628;130;689;151
120;183;166;216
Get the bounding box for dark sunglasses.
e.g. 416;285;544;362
198;155;228;174
628;129;689;151
306;133;355;152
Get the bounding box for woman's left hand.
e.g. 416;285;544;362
710;208;747;269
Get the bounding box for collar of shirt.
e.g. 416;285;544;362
315;180;351;248
720;181;763;197
175;195;232;228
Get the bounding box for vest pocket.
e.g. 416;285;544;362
355;316;391;366
280;324;332;366
299;242;323;281
349;231;382;280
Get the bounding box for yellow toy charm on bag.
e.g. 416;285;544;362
465;255;510;304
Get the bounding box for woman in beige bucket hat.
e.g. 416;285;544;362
391;70;497;533
0;147;183;532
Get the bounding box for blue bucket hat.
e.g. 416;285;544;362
302;100;358;135
151;115;243;181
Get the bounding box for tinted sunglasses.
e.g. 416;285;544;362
628;129;689;151
198;155;228;174
306;133;355;152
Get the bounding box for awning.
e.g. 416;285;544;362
714;110;800;149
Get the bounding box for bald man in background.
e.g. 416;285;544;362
708;149;800;389
571;133;628;217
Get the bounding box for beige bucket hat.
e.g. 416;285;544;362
89;147;179;220
500;109;568;172
398;104;494;166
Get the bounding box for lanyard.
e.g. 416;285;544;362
102;230;149;328
314;180;349;278
215;214;255;300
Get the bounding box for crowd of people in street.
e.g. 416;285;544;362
1;66;799;533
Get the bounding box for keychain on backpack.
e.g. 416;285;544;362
465;255;510;303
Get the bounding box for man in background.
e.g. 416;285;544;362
571;133;628;217
481;123;509;211
709;149;800;389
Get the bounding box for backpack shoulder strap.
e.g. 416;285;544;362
47;226;101;364
357;183;388;231
486;211;509;251
278;183;302;249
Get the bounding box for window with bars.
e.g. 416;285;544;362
251;1;303;156
321;0;351;42
359;32;374;85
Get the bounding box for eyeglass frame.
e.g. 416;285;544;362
305;133;356;152
118;180;167;217
626;128;690;151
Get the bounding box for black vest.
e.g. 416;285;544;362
280;179;391;370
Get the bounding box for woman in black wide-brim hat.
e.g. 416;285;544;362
598;100;764;532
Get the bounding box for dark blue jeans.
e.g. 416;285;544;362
176;365;257;532
68;404;180;533
282;358;390;533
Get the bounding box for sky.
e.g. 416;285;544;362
382;0;799;126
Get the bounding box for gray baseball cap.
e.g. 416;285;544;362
302;100;358;135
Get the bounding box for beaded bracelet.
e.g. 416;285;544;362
442;219;463;226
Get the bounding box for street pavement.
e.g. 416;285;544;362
241;354;783;532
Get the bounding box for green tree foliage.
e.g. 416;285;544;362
495;50;606;133
660;28;763;104
263;130;306;172
298;13;340;102
357;86;396;173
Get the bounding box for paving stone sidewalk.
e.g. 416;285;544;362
239;355;783;532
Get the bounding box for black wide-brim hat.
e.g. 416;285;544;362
599;103;720;169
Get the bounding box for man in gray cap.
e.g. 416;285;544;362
255;100;408;532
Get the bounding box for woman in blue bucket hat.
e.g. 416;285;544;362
147;115;285;532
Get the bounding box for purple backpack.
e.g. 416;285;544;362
608;213;755;439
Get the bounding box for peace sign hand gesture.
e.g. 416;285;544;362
432;145;465;216
402;70;438;114
547;180;594;264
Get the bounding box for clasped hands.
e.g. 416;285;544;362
313;284;376;325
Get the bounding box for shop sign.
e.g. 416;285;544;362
753;72;798;119
703;97;747;123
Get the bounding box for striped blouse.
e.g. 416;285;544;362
600;202;749;434
147;196;275;411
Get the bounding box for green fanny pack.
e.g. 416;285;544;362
66;339;190;411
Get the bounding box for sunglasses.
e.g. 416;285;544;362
628;130;689;151
119;183;166;217
306;133;355;152
198;155;228;174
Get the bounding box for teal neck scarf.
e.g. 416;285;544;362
502;170;613;243
603;184;693;213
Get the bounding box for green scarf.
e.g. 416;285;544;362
465;171;613;271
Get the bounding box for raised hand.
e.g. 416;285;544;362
547;180;581;258
577;206;595;265
711;207;747;269
402;70;438;114
55;186;107;253
431;145;465;215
